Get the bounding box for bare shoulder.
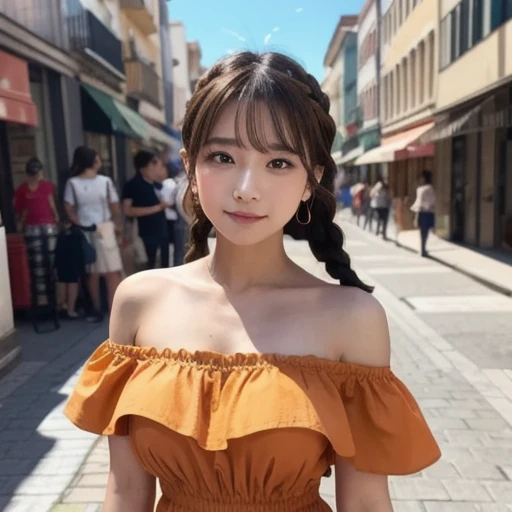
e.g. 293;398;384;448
323;284;391;367
109;264;197;346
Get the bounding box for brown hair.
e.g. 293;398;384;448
181;51;372;293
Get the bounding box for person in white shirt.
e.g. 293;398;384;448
64;146;123;322
154;163;178;265
410;170;436;257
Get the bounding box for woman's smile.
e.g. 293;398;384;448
224;210;267;224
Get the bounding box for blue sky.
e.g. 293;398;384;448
169;0;364;82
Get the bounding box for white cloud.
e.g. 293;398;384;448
264;33;272;45
221;28;246;42
273;26;280;32
296;7;304;13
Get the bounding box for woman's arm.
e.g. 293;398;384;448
103;276;158;511
332;290;394;512
103;436;156;512
64;202;80;226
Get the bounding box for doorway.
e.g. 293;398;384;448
451;136;466;242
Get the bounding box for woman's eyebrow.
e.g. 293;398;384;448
204;137;296;154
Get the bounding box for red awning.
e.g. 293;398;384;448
0;50;38;127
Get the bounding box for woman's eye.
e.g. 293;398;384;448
268;159;292;170
212;153;234;164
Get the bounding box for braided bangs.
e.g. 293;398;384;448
181;51;372;293
182;52;335;185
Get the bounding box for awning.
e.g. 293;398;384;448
81;84;139;138
0;50;37;127
429;104;482;142
115;100;182;151
147;122;181;152
355;123;434;165
339;146;363;166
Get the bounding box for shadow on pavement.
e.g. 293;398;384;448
0;317;108;509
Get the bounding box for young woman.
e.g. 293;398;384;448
64;146;123;322
14;157;60;312
65;52;440;511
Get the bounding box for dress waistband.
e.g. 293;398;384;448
158;487;330;512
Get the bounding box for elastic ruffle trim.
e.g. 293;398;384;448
65;339;441;475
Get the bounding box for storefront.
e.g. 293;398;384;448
355;122;434;230
0;50;38;357
433;85;512;251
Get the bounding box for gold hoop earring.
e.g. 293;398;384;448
295;201;311;225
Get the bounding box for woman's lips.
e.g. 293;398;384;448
225;211;266;224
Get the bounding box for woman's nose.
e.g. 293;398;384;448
233;168;261;202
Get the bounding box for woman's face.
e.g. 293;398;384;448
193;102;314;247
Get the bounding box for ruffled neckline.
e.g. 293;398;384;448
106;339;391;377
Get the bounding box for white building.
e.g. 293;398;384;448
169;20;192;126
357;0;380;153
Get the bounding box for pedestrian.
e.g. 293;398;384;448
122;150;170;270
411;170;436;257
373;179;391;240
64;146;124;322
64;51;440;511
153;157;178;266
363;179;378;232
13;157;60;313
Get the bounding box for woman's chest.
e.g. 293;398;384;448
137;287;339;358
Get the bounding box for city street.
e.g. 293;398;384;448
1;217;512;511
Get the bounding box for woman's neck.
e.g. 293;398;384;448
79;168;97;179
207;231;293;292
27;177;40;190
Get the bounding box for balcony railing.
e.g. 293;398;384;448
119;0;157;35
0;0;69;49
126;58;161;107
66;0;124;76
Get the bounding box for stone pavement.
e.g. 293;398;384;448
1;228;512;511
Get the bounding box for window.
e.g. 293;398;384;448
403;58;408;112
428;32;435;99
491;0;512;28
440;15;451;68
418;41;425;104
460;0;469;54
396;65;401;114
472;0;483;44
390;73;394;119
410;49;416;107
450;9;458;62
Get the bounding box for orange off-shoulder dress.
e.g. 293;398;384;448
65;340;441;511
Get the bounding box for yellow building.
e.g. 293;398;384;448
356;0;438;230
432;0;512;252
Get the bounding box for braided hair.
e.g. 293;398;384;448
181;52;372;293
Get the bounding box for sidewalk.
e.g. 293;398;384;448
49;236;512;511
340;208;512;297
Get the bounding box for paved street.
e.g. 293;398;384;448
1;217;512;511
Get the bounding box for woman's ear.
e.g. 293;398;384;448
301;166;324;201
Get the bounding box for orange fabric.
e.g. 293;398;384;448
65;340;441;510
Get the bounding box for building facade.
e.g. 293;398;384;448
0;0;179;372
356;0;438;229
169;20;192;126
433;0;512;251
357;0;381;158
322;16;359;164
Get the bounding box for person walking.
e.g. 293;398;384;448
122;150;170;270
411;170;436;257
373;179;391;240
65;51;440;512
64;146;123;322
